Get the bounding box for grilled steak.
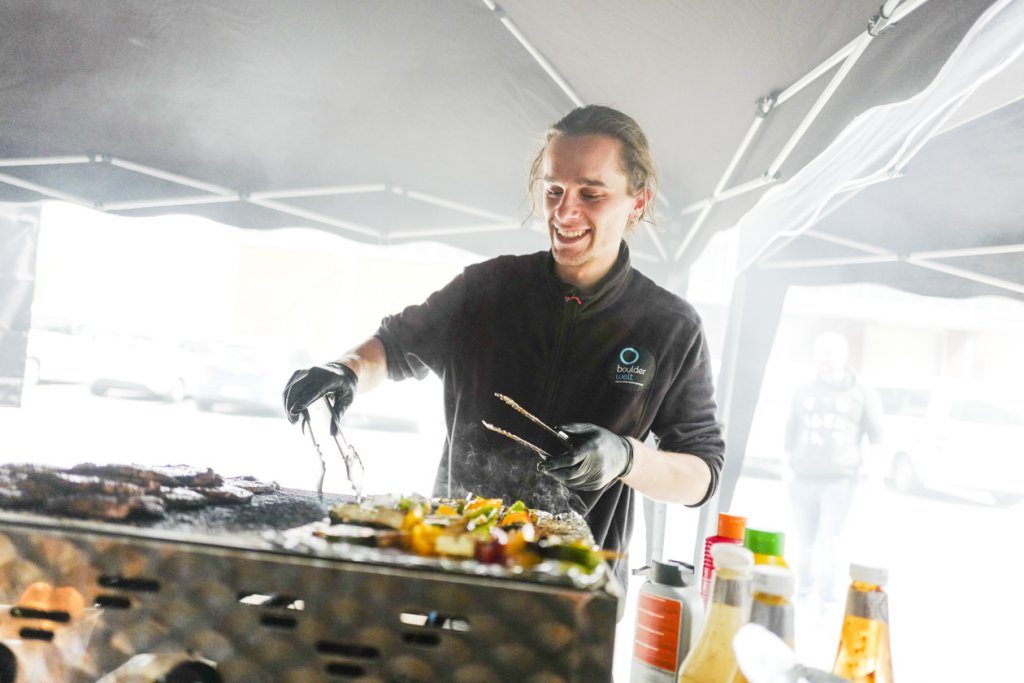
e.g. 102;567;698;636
159;486;210;511
31;470;155;497
224;475;280;495
44;495;160;521
0;463;288;523
70;463;223;488
191;484;253;505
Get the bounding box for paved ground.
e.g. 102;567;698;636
3;383;1020;680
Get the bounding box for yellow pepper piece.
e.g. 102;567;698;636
410;523;441;556
464;497;504;513
402;507;425;530
499;510;531;527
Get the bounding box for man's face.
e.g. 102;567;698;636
542;134;643;287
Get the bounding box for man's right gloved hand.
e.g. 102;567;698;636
282;362;358;425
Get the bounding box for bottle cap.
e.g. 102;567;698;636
850;563;888;586
744;528;785;557
716;512;747;541
651;559;694;587
710;542;754;571
752;565;795;597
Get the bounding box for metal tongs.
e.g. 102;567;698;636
481;393;570;460
300;395;365;500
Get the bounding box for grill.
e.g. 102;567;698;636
0;488;620;682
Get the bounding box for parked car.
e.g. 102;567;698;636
192;340;308;416
24;315;97;386
89;332;204;403
192;340;427;432
877;384;1024;506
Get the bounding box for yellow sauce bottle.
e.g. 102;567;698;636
677;544;753;683
832;563;893;683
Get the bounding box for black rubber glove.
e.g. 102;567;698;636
282;362;358;425
537;423;634;491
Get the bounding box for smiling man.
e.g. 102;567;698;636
283;105;725;586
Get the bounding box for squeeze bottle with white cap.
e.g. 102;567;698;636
630;560;704;682
832;563;893;683
677;544;753;683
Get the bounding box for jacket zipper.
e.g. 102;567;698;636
539;290;581;418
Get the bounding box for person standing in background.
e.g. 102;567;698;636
785;331;883;607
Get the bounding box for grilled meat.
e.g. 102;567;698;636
223;475;280;495
0;463;283;523
159;486;210;511
44;493;168;520
70;463;223;488
32;470;155;497
191;484;253;505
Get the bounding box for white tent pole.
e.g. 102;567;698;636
765;34;873;180
756;248;1024;296
776;35;863;106
0;156;92;167
480;0;584;108
102;195;241;211
106;157;236;196
673;202;714;262
393;186;518;224
247;197;381;238
0;172;94;207
643;223;669;261
908;258;1024;295
803;229;895;256
889;0;933;24
673;113;769;260
680;199;710;217
716;176;776;203
388;223;521;239
250;184;388;200
760;254;898;269
913;243;1024;259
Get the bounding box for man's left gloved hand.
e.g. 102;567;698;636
538;423;634;491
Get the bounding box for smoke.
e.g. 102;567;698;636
442;439;588;517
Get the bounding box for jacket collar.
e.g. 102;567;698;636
545;241;633;313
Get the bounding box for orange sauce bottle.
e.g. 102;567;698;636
832;563;894;682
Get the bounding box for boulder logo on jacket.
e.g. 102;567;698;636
608;346;656;393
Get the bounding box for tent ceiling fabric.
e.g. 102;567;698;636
0;0;1008;276
743;0;1024;301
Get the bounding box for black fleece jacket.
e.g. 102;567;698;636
376;243;725;581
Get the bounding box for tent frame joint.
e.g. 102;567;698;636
868;2;899;37
756;93;777;118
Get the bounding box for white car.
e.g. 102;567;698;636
24;315;97;386
89;332;203;403
877;384;1024;506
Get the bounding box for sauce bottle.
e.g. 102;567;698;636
631;560;704;682
743;528;788;567
832;563;893;683
749;565;796;648
700;512;746;605
677;544;753;683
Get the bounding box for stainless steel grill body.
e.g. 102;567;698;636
0;506;618;682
